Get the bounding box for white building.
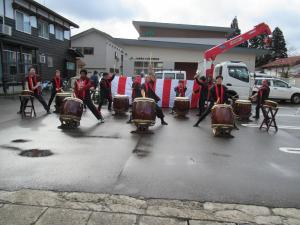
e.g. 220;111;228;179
71;21;266;79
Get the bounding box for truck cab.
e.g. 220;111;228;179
213;61;251;99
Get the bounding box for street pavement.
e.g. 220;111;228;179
0;96;300;209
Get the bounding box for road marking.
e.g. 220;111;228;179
241;124;300;130
279;147;300;154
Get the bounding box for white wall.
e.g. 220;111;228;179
71;32;107;70
139;37;226;45
121;45;256;76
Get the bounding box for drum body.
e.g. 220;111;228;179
55;92;72;112
60;97;83;123
113;95;129;113
211;104;234;129
21;90;33;96
233;99;252;120
132;97;156;126
174;97;190;116
263;100;278;109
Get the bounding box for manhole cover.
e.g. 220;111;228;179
11;139;31;143
19;149;53;157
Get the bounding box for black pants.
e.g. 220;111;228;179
48;91;56;108
255;103;262;118
194;102;214;126
84;96;102;120
20;93;49;113
198;97;206;115
156;104;164;120
98;93;112;110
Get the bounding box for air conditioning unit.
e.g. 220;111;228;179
39;55;46;63
0;24;12;36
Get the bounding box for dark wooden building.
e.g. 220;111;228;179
0;0;81;93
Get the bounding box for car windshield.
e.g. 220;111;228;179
228;66;249;82
176;73;185;80
155;73;163;79
164;73;175;79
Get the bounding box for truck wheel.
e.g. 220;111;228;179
291;94;300;104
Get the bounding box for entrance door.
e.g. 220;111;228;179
174;62;198;80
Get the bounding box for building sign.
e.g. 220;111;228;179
142;30;155;37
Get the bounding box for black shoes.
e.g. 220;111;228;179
161;120;168;125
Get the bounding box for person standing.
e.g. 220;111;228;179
74;69;104;122
90;71;99;101
250;79;270;119
193;75;229;127
170;80;187;114
194;76;208;116
19;67;50;114
98;72;115;111
127;75;142;123
141;74;168;125
48;70;63;112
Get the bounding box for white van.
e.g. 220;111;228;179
213;61;251;99
155;70;186;80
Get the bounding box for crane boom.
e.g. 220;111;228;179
198;23;272;78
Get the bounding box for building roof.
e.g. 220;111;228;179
115;38;268;55
262;56;300;68
25;0;79;28
132;21;233;34
71;28;114;42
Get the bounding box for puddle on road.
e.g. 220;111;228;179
19;149;53;157
132;148;150;158
0;145;22;151
211;152;232;158
11;139;31;143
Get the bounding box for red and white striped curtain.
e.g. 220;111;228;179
111;76;201;108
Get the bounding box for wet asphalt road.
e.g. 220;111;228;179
0;96;300;208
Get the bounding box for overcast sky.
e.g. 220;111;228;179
38;0;300;53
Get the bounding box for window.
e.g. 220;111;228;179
255;79;271;86
228;66;249;82
39;55;46;63
66;62;75;70
47;56;53;67
15;11;31;34
22;53;32;73
164;73;175;79
55;26;63;40
38;20;49;39
273;80;288;88
73;47;83;54
64;30;70;40
83;47;94;55
49;24;55;34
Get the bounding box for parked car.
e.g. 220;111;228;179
155;70;186;80
252;77;300;104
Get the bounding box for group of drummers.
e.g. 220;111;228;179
19;66;271;132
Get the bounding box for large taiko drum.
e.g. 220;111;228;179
132;97;156;127
60;97;83;128
211;104;234;136
233;99;252;120
174;97;190;116
113;94;129;114
21;90;33;96
55;92;72;113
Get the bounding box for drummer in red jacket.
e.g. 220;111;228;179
141;74;168;125
170;80;187;114
193;75;229;127
127;75;142;123
74;69;104;123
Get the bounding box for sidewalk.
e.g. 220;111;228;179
0;189;299;225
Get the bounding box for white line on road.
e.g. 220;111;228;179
241;124;300;130
279;147;300;154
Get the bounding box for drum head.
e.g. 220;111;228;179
65;97;83;104
57;92;72;97
134;97;155;103
175;97;189;101
114;94;128;98
236;99;251;104
212;104;232;110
